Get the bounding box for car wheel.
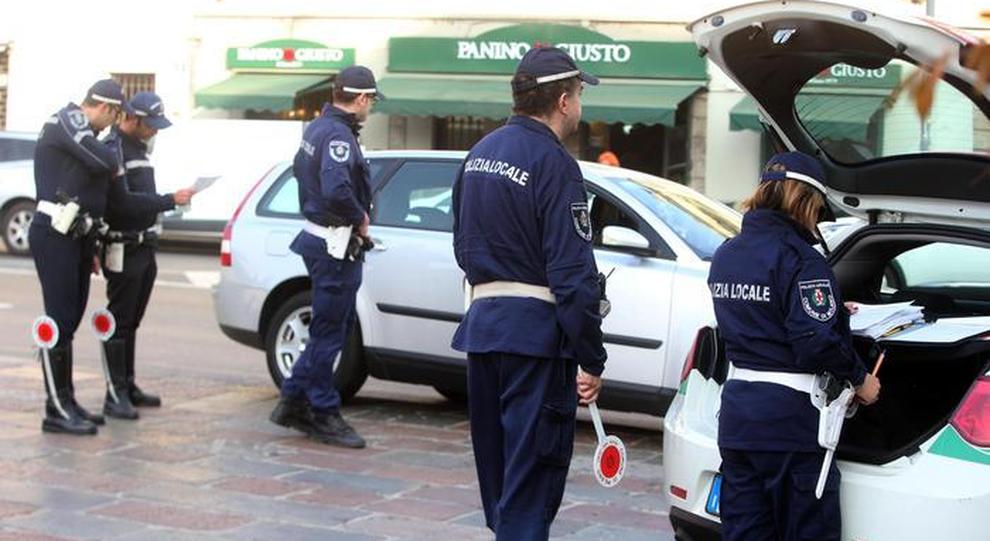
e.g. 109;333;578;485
433;385;467;404
264;290;368;402
2;200;34;256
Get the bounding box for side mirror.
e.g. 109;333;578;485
602;225;650;250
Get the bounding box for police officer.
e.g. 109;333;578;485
708;152;882;540
268;65;381;449
31;79;129;435
451;47;606;540
100;92;195;419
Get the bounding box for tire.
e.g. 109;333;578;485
1;200;34;256
433;385;467;404
264;290;368;402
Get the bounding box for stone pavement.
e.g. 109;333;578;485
0;354;674;541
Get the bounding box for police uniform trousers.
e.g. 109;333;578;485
719;448;841;541
104;242;157;359
467;352;577;541
29;220;95;346
281;256;361;414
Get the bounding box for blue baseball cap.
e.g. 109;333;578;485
512;46;599;92
129;92;171;130
335;65;384;100
86;79;134;114
761;151;835;221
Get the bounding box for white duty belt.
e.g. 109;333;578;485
729;365;816;394
464;281;556;311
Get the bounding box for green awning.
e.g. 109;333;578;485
730;94;887;141
375;76;703;126
195;73;332;111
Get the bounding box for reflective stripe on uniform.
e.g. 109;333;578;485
125;159;152;170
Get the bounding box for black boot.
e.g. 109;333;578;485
65;347;105;426
309;410;366;449
41;346;97;436
125;336;160;407
269;395;313;434
102;339;138;420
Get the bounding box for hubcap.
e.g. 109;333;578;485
5;209;33;252
274;306;342;380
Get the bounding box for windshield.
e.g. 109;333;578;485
609;174;740;260
795;60;990;164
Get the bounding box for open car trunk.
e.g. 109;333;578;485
830;224;990;463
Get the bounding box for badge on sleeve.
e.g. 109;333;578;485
571;202;592;242
67;110;89;131
329;140;351;163
798;279;837;321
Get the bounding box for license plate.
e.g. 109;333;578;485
706;474;722;516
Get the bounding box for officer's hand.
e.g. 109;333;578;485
844;301;860;315
173;188;195;206
855;373;881;406
577;371;603;405
91;255;101;276
359;212;370;237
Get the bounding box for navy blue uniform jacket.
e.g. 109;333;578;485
709;209;867;451
103;128;175;231
290;104;372;260
33;103;122;220
451;116;607;376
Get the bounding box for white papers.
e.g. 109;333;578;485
193;176;220;193
849;302;925;339
880;320;989;344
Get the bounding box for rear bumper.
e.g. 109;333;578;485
670;506;721;541
219;324;263;350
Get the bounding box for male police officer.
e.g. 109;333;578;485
452;47;607;540
31;79;129;435
100;92;194;419
269;65;381;449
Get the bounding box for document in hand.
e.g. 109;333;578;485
849;302;925;339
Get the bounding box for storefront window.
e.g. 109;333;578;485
581;101;692;182
111;73;155;99
433;116;504;151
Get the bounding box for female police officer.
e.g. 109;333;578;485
708;151;881;540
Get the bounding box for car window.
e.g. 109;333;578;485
883;242;990;292
605;175;740;261
373;160;461;232
796;59;989;164
0;138;36;162
586;189;658;252
257;159;394;218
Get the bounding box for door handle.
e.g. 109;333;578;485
370;238;387;251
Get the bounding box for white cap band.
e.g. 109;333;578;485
535;70;580;84
342;86;377;94
90;93;122;105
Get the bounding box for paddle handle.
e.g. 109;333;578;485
588;402;607;443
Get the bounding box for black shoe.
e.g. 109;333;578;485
128;384;161;408
124;336;160;407
309;411;366;449
103;339;138;420
40;346;98;436
270;396;313;433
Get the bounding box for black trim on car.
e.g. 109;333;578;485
603;334;663;350
364;346;674;416
669;506;721;541
376;303;463;323
219;324;263;350
375;303;663;350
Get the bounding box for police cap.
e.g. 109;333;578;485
86;79;134;114
335;65;384;100
761;151;835;221
512;46;599;92
129;92;171;130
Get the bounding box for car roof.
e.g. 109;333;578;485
0;131;38;141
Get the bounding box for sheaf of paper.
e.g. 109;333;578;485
193;176;221;193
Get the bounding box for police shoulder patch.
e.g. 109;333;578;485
66;109;89;131
571;202;592;242
798;279;837;321
328;140;350;163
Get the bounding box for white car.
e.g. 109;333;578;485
665;2;990;540
213;151;741;415
0;131;37;256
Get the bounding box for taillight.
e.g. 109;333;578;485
680;328;704;384
951;375;990;448
220;165;276;267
